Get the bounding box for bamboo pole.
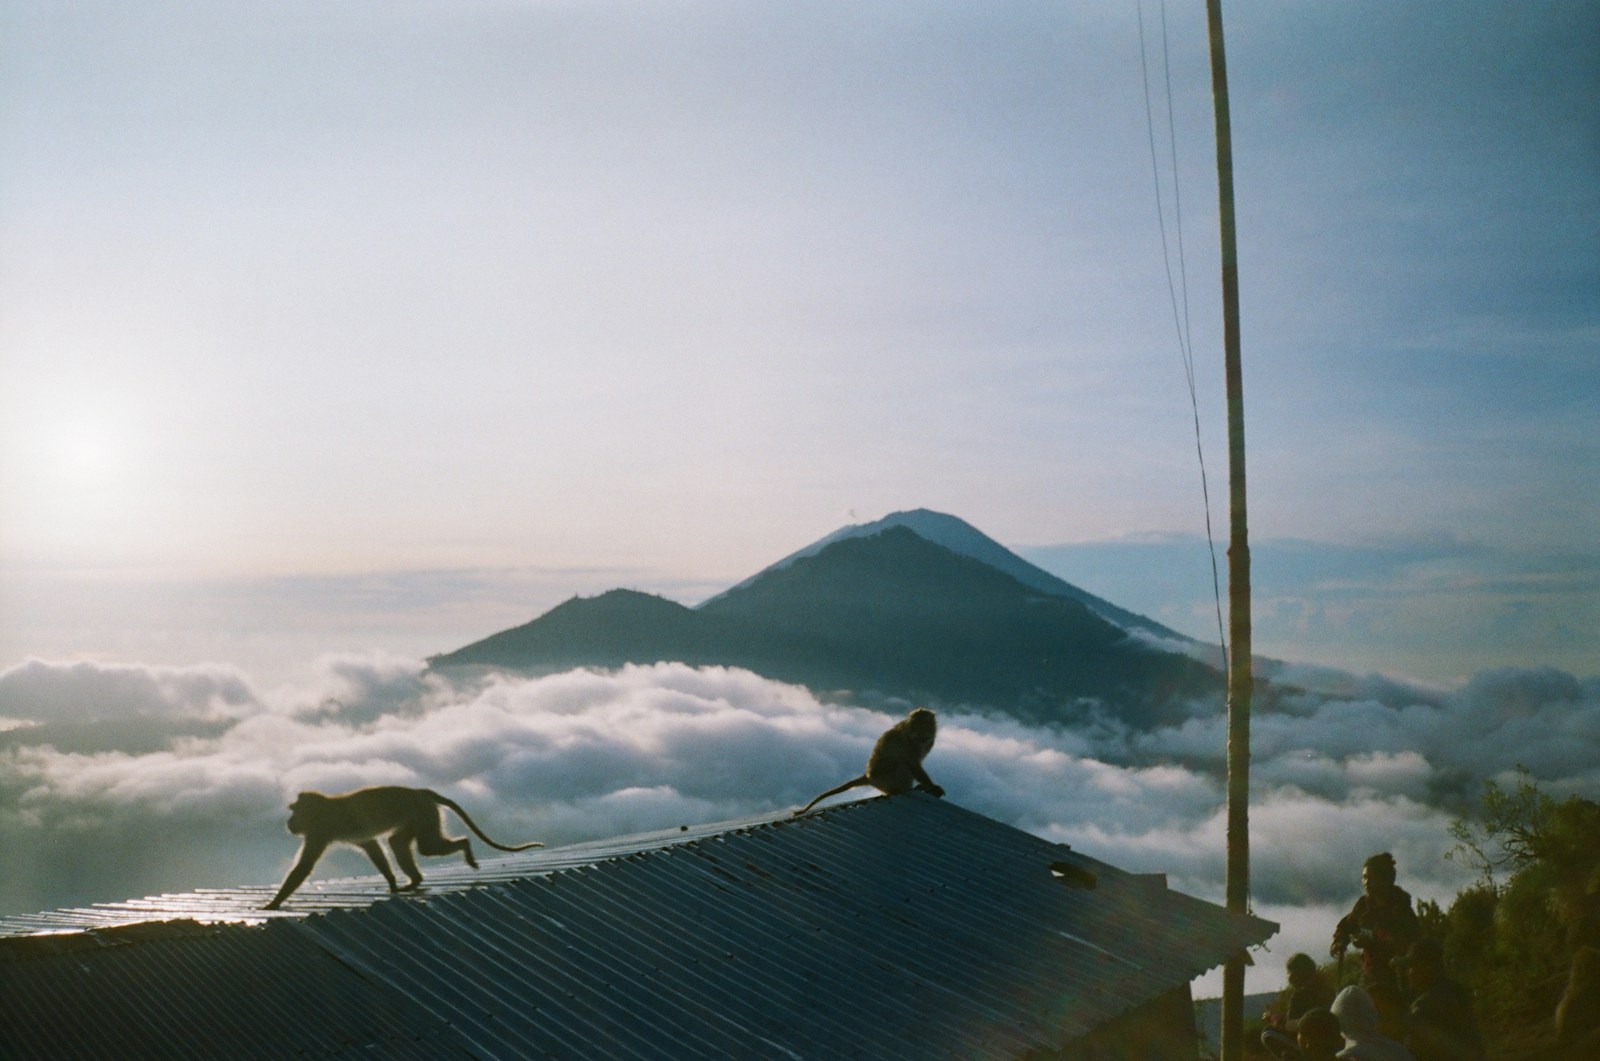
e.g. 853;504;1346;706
1204;1;1253;1059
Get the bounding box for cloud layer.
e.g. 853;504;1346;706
3;655;1596;993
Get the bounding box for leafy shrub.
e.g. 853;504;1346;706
1439;770;1600;1048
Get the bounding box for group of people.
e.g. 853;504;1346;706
1260;852;1486;1061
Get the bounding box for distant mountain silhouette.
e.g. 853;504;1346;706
431;517;1222;728
706;508;1193;643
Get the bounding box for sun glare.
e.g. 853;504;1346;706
0;413;146;563
24;416;135;503
60;429;119;479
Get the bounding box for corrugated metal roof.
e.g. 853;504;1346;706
0;806;791;937
1;794;1276;1059
0;919;474;1059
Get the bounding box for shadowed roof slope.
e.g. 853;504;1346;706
1;795;1276;1060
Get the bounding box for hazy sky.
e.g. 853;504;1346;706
2;0;1596;684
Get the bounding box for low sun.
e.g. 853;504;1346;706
47;420;128;486
62;432;115;475
0;414;141;560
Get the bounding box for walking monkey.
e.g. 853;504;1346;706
264;785;542;909
794;707;945;815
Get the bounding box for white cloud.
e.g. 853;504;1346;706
0;657;257;724
283;652;440;724
1;655;1595;995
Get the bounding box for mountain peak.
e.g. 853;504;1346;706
701;509;1187;643
432;511;1218;727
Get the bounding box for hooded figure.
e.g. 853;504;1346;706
1330;985;1414;1061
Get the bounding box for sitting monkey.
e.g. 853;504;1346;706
794;707;945;815
264;785;542;910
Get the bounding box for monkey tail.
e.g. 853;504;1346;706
794;775;870;816
432;792;545;852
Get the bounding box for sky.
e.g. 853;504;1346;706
1;0;1594;686
0;0;1597;997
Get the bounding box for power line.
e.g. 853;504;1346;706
1136;0;1228;675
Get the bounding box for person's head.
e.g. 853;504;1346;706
1331;984;1379;1037
1362;852;1398;900
1286;952;1318;986
1297;1007;1342;1056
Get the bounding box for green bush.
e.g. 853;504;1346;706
1437;770;1600;1047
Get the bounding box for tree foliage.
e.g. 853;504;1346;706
1438;770;1600;1052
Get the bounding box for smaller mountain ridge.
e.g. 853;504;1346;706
432;514;1220;728
441;588;703;671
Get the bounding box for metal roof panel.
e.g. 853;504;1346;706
2;795;1276;1059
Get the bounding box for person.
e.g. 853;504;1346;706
1262;1008;1346;1061
1331;984;1414;1060
1331;852;1420;989
1399;938;1486;1061
1264;953;1338;1045
1297;1008;1345;1061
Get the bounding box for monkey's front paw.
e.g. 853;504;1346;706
924;784;945;798
263;900;282;911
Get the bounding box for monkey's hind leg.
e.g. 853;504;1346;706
416;829;477;870
413;805;477;868
387;829;427;891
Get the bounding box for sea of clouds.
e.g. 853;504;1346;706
2;654;1596;994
